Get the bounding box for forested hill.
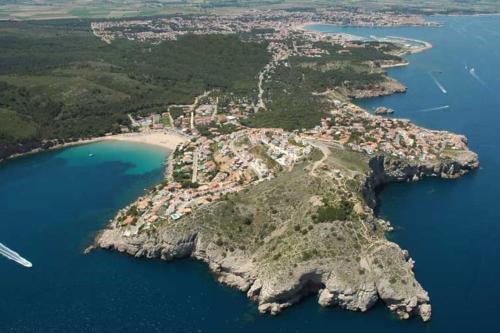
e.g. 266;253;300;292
0;20;269;160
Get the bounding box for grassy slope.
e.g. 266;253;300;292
172;145;372;277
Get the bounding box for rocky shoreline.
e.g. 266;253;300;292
90;113;478;322
0;137;103;164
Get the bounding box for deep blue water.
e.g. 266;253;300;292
1;15;500;332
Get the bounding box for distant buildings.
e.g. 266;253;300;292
91;9;437;44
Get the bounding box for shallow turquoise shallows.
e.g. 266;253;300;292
1;15;500;332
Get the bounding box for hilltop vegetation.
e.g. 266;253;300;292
0;20;269;159
0;108;38;143
244;40;400;130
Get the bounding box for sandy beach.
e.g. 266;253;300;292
2;130;188;163
292;21;323;32
102;131;188;150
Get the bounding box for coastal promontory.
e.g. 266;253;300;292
94;104;478;322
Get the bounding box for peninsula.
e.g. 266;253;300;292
94;103;477;322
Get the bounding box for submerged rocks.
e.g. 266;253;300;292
374;106;395;115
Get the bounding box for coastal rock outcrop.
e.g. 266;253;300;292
374;106;395;115
344;77;407;99
365;148;479;204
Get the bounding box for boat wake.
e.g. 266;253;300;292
469;67;487;86
0;243;32;268
417;105;450;113
429;72;447;94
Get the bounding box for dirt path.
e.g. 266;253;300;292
303;139;331;176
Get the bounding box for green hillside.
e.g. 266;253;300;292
0;20;269;159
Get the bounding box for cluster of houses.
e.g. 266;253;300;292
301;103;469;162
116;128;313;234
91;8;437;44
117;101;467;235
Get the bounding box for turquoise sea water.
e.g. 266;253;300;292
1;15;500;332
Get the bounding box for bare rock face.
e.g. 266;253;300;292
368;244;430;320
92;121;478;323
367;149;479;191
419;303;432;322
318;275;378;311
